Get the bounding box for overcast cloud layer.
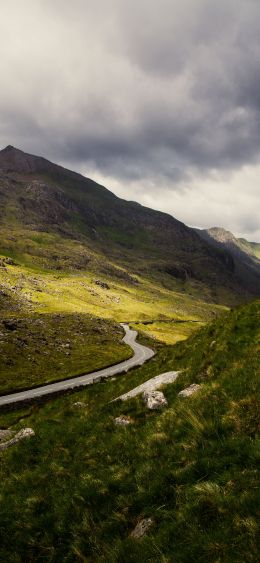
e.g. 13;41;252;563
0;0;260;240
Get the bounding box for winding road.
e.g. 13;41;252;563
0;323;155;407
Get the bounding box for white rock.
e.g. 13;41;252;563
73;401;87;408
178;384;201;397
114;415;132;426
131;517;154;539
0;427;35;452
115;371;179;402
15;428;35;439
143;390;168;410
0;429;14;441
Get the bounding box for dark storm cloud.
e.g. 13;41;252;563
0;0;259;238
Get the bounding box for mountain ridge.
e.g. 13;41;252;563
0;145;259;302
196;226;260;296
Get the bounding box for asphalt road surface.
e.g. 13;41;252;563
0;323;155;407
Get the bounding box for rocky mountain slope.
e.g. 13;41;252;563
196;227;260;295
0;145;258;303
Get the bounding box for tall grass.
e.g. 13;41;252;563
0;300;259;561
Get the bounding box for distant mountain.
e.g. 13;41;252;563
0;145;258;303
196;227;260;295
237;238;260;260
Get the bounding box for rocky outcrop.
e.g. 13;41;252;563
164;264;194;281
0;428;35;451
95;280;110;289
115;371;179;402
143;390;168;410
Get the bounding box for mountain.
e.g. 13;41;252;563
0;145;258;303
0;149;259;562
238;237;260;260
196;227;260;296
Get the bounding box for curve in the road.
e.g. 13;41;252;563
0;323;155;407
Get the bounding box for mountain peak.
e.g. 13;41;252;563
0;145;55;174
206;227;237;244
0;145;25;157
2;145;16;152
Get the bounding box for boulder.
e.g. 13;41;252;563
178;383;201;397
114;371;179;402
143;390;168;410
130;517;154;539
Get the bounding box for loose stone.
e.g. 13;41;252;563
178;383;201;397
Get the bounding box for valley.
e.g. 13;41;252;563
2;2;260;561
0;146;259;562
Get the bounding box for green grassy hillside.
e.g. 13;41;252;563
0;146;259;562
0;313;133;395
2;144;257;397
0;300;258;562
1;145;258;395
0;252;228;392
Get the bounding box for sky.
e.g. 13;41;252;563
0;0;260;241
